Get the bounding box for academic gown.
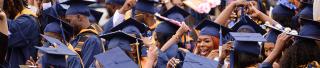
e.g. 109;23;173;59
155;44;180;68
0;32;8;67
102;17;113;34
69;29;104;68
39;4;66;33
6;15;41;68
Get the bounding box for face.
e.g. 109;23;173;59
65;14;90;32
197;35;215;56
264;42;275;56
105;4;122;18
135;11;156;28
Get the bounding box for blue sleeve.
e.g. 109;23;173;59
81;36;104;68
8;15;41;48
67;55;84;68
101;17;113;34
259;62;273;68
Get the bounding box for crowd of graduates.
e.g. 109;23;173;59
0;0;319;68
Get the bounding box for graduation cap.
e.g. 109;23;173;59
100;31;141;51
43;12;74;41
298;5;313;21
264;29;282;43
272;4;295;16
42;4;67;18
105;0;125;5
230;32;266;55
135;0;161;14
36;35;77;67
110;18;149;35
159;6;190;22
94;47;139;68
231;15;266;34
296;21;320;40
182;52;218;68
63;0;95;17
89;9;103;23
195;20;232;37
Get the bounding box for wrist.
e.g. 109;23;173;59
119;8;126;14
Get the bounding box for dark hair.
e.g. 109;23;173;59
234;52;261;68
156;32;174;47
3;0;27;19
280;38;320;68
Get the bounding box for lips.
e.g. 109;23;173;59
199;47;209;56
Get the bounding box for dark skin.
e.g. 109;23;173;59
195;35;216;57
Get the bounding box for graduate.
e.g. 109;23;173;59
96;31;142;68
153;5;191;68
62;0;104;68
134;0;161;30
102;0;136;34
229;32;267;67
194;20;232;60
3;0;41;68
39;2;67;33
106;18;149;68
36;35;78;68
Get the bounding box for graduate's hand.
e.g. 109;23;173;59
0;9;8;35
176;22;190;36
220;41;233;60
247;2;262;19
166;57;181;68
147;45;159;62
207;49;219;60
119;0;137;14
275;33;292;51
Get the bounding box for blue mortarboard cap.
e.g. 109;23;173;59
39;35;76;53
110;18;149;35
100;31;140;51
43;4;67;18
182;52;218;68
135;0;160;14
63;0;95;17
94;47;138;68
232;15;266;34
264;29;282;43
105;0;125;5
89;9;103;23
43;12;74;39
272;4;295;16
230;32;266;55
297;20;320;40
155;21;180;34
195;20;232;37
298;6;313;21
160;6;190;22
44;23;62;33
37;35;77;67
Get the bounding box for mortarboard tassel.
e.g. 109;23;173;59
218;26;223;57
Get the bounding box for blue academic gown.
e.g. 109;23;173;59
69;31;104;68
0;31;8;67
6;15;41;68
102;17;113;34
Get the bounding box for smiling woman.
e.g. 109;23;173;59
195;35;219;57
